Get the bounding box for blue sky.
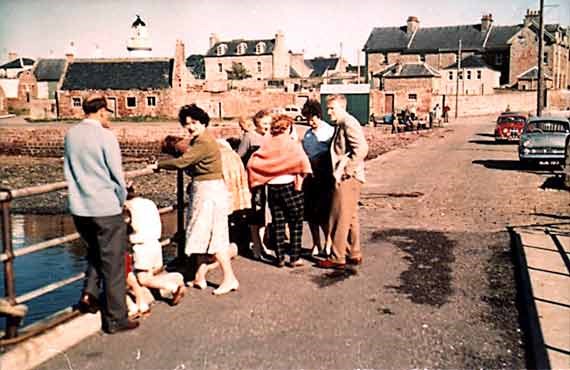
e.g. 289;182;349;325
0;0;568;63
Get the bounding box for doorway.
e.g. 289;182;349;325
107;97;117;118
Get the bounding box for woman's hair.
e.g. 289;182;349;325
270;114;293;136
252;109;272;127
161;135;187;157
301;99;322;119
179;104;210;127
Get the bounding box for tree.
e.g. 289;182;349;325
226;62;251;80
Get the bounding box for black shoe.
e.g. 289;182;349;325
78;292;99;314
104;319;140;334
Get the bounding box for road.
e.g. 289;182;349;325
39;115;569;370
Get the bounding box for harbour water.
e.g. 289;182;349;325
0;212;178;331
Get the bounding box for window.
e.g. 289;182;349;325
218;63;223;73
408;93;417;101
448;71;454;80
420;54;426;62
458;71;463;80
126;96;137;108
216;44;227;56
236;42;247;55
257;61;262;73
255;42;266;54
467;70;472;80
147;96;157;107
72;97;82;107
495;54;503;65
543;52;548;65
477;70;482;80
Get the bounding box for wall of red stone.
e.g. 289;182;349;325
0;123;242;157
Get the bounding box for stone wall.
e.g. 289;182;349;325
0;123;242;157
205;55;273;81
58;89;176;119
441;89;570;117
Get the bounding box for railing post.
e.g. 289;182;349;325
1;192;18;338
176;170;186;258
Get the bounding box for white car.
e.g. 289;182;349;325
273;105;305;122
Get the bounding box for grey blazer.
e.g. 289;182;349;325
330;112;369;183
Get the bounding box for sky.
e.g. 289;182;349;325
0;0;568;64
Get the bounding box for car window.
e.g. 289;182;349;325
498;116;525;124
525;121;570;133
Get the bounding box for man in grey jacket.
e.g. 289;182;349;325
317;94;368;269
64;94;139;334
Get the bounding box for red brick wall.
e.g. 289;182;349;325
8;70;38;112
509;27;538;86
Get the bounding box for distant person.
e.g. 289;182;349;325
317;94;368;269
433;104;441;126
247;115;312;267
301;99;335;257
155;104;239;295
443;105;450;123
63;94;139;334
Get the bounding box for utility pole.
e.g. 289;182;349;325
455;39;462;119
537;0;545;116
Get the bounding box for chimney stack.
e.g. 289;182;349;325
8;52;17;61
407;16;420;34
481;14;493;32
65;41;76;63
209;33;219;49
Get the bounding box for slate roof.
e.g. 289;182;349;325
444;55;494;69
306;57;339;77
33;59;66;81
206;39;275;57
484;25;521;49
377;62;440;78
517;66;552;81
0;58;35;69
61;59;173;90
365;21;564;53
289;66;301;78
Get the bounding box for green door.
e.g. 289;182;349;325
321;93;369;125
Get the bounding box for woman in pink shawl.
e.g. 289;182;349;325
247;115;312;267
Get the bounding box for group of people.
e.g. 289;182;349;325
63;93;368;334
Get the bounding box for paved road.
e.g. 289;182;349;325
39;115;569;370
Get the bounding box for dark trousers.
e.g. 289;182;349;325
73;214;128;331
267;182;304;262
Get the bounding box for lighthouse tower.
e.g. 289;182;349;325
127;15;152;57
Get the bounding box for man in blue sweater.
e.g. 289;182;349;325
64;94;139;334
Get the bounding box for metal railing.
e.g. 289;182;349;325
0;167;186;343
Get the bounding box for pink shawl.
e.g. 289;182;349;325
247;133;312;191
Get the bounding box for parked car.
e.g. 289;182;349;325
273;105;305;122
494;112;527;142
519;116;570;167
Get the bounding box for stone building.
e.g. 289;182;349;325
0;86;7;115
364;10;569;88
0;57;35;78
58;40;190;119
289;56;350;88
374;62;441;115
204;31;289;82
442;55;501;95
516;66;554;91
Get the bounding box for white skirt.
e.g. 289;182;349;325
185;179;230;255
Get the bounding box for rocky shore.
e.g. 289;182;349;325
0;128;442;214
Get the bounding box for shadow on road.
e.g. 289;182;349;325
468;139;517;146
539;175;569;192
472;160;559;175
530;213;570;220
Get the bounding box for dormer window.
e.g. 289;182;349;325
216;44;228;56
236;42;247;55
255;42;266;54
